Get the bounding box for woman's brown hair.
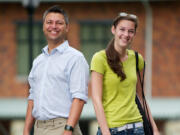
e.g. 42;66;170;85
105;13;138;81
106;39;126;81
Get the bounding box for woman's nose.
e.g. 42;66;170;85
123;30;129;36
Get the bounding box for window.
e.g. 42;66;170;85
16;22;46;78
80;21;113;64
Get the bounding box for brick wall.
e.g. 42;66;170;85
0;4;28;97
152;1;180;96
0;2;179;98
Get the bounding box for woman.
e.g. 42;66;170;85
90;12;159;135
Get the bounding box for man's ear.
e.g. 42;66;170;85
111;26;115;35
65;24;69;33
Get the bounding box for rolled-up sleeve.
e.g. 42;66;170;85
28;88;34;100
69;55;89;102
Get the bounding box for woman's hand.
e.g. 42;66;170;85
153;129;160;135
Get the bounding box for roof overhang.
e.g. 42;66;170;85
0;0;177;3
0;98;180;120
81;98;180;120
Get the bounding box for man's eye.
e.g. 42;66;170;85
47;21;52;24
56;21;64;25
120;28;125;31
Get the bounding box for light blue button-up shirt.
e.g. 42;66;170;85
28;41;89;120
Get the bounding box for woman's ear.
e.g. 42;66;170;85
111;25;115;35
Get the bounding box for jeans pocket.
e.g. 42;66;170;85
96;128;102;135
133;127;145;135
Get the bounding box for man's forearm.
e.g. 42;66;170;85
66;98;85;127
23;100;35;135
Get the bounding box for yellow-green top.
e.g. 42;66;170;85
90;49;144;128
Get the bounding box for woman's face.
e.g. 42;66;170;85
112;19;136;48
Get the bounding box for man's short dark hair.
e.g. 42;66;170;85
43;5;69;24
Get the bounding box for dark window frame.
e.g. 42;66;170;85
79;20;113;64
15;21;47;80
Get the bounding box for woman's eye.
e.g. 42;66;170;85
129;30;135;34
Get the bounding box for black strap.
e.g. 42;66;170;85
135;51;150;121
135;51;145;97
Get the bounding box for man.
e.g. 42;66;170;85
23;5;89;135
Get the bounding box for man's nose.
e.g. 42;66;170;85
51;22;57;28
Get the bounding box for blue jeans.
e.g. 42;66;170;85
97;126;145;135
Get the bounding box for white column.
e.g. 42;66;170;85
10;120;25;135
165;120;180;135
142;0;153;99
89;120;98;135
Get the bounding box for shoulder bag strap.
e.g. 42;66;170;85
135;51;150;120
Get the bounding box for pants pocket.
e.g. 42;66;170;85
96;128;102;135
133;127;145;135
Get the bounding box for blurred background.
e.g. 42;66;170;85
0;0;180;135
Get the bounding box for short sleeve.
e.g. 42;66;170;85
138;53;144;71
90;51;106;75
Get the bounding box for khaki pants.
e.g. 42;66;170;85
34;117;82;135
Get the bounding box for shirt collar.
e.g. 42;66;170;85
56;40;69;54
42;40;69;55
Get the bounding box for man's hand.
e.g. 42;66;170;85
62;130;73;135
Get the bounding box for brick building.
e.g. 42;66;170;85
0;0;180;135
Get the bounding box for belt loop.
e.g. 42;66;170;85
53;119;55;126
36;120;39;128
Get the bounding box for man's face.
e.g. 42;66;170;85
43;12;68;43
